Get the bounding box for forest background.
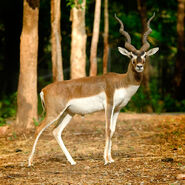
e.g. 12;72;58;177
0;0;184;132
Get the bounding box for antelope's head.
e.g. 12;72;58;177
115;13;159;73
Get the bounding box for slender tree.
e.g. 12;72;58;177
103;0;109;74
137;0;147;32
174;0;185;99
70;0;87;79
15;0;39;133
51;0;63;81
137;0;149;89
89;0;101;76
137;0;152;112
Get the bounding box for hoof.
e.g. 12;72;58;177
28;161;32;167
110;158;114;163
104;159;114;165
70;161;76;165
28;158;33;167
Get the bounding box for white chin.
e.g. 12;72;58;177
135;69;144;73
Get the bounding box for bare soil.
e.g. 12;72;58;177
0;112;185;185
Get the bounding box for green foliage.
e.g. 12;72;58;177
122;87;148;113
66;0;75;8
123;79;185;113
66;0;83;8
163;95;185;112
0;93;17;126
0;117;6;127
150;79;164;113
33;118;39;127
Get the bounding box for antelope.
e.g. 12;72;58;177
28;13;159;166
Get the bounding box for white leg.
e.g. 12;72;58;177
110;111;120;138
53;113;76;165
28;116;57;167
28;106;69;167
108;110;120;163
104;139;109;165
104;104;114;165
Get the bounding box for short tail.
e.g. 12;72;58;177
40;91;45;117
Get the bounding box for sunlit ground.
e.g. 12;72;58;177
0;112;184;184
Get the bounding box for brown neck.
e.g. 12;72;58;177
126;62;143;85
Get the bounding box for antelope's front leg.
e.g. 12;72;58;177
104;104;114;165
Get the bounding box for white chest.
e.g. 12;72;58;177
113;85;140;107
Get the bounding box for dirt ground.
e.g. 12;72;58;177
0;112;185;185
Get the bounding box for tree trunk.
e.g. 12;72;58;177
89;0;101;76
137;0;149;91
137;0;152;112
15;0;39;133
70;0;87;79
174;0;185;99
103;0;109;74
137;0;147;32
51;0;63;81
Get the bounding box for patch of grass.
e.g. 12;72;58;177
33;118;39;127
0;93;17;126
0;117;6;127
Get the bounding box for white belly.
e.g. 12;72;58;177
114;85;139;108
67;85;139;115
68;92;106;115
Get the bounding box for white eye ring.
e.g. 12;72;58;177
131;52;137;59
141;52;147;59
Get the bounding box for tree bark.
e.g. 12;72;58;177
70;0;87;79
137;0;152;112
137;0;147;33
137;0;149;91
15;0;39;133
103;0;109;74
89;0;101;76
174;0;185;99
51;0;63;81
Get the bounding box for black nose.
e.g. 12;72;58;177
137;64;143;69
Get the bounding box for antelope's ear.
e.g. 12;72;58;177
118;47;131;58
146;47;159;56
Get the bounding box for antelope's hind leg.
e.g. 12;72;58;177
28;115;56;167
53;112;76;165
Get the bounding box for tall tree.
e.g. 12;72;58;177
89;0;101;76
70;0;87;79
174;0;185;99
51;0;63;81
103;0;109;74
15;0;39;133
137;0;152;112
137;0;147;32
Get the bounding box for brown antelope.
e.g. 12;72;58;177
28;13;159;166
